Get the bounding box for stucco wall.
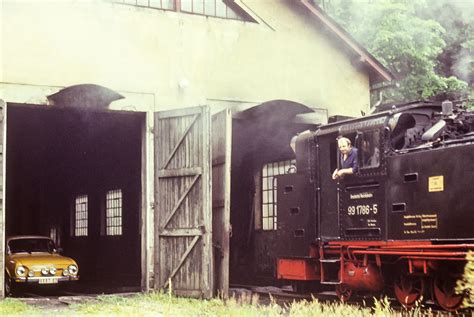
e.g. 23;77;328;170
1;0;369;117
0;0;373;291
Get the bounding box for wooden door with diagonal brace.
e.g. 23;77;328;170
154;106;213;298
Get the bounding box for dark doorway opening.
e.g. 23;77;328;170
229;101;316;286
6;103;144;293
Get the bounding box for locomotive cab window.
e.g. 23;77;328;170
335;133;356;169
359;130;381;169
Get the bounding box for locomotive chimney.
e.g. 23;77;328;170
442;100;453;116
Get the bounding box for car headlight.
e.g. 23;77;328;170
16;266;26;277
49;267;57;275
28;271;35;277
68;264;78;275
41;268;49;275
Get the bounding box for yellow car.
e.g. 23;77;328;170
5;236;79;295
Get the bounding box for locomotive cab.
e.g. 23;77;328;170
313;115;389;242
337;127;387;241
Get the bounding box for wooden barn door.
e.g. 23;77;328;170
154;106;213;298
211;109;232;297
0;100;6;298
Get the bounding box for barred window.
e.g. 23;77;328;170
106;189;123;236
74;195;88;237
262;160;296;231
119;0;175;10
180;0;243;19
115;0;246;20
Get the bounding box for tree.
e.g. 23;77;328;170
421;0;474;104
456;251;474;308
315;0;471;105
422;1;474;84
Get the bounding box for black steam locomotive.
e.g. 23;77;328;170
276;100;474;311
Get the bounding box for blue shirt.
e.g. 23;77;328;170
340;147;358;172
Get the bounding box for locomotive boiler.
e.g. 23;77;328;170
276;100;474;311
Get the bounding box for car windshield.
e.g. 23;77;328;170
8;238;56;254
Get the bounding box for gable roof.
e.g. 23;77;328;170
297;0;395;85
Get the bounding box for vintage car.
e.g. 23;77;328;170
5;236;79;295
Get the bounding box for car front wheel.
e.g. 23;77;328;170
4;274;14;296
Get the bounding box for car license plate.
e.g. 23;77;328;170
39;278;58;284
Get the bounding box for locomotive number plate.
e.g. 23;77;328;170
347;203;379;216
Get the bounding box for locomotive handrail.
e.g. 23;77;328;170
351;250;468;257
342;243;473;264
378;243;474;250
328;241;474;249
391;135;474;155
344;182;380;190
398;256;468;261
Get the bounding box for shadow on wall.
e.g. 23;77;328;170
47;84;124;110
229;99;318;286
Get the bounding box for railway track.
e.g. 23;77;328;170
230;284;471;316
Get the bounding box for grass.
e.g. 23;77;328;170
68;292;283;317
0;291;445;317
0;298;40;315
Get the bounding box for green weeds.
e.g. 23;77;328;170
0;290;467;316
0;298;40;315
457;250;474;308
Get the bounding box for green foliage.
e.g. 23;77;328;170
421;1;474;86
456;250;474;308
0;298;40;315
287;297;374;317
315;0;472;104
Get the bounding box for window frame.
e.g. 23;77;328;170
335;133;357;171
73;194;89;237
114;0;252;21
104;189;124;236
358;129;382;171
260;159;296;231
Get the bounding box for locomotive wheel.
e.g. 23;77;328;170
432;275;464;311
336;284;352;302
394;275;425;308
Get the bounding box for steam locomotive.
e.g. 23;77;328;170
276;100;474;311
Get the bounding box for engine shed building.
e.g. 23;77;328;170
0;0;393;298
